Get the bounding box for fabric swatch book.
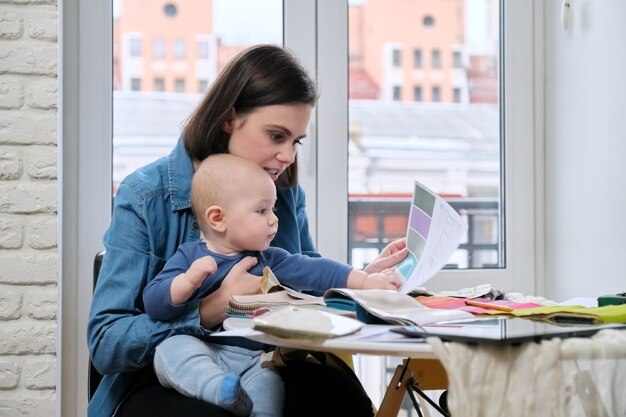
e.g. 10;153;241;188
251;306;364;340
227;267;326;316
323;288;473;326
489;303;626;325
395;180;468;294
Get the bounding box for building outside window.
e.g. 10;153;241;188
197;40;209;59
152;37;165;59
392;85;402;101
453;50;463;68
198;79;208;93
413;85;422;102
153;77;165;92
431;49;441;69
130;77;141;91
173;38;186;59
432;85;441;102
392;48;402;67
413;48;422;68
129;37;141;57
174;78;185;93
453;87;461;103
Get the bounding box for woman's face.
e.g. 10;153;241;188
226;103;313;182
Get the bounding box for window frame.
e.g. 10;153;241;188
303;0;538;295
61;1;540;415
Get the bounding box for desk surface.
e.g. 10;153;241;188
222;317;437;359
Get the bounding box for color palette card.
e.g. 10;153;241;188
396;180;467;294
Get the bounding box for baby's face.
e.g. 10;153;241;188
224;175;278;252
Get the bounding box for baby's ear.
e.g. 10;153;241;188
206;206;226;232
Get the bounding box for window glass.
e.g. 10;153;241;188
431;48;441;69
413;48;422;68
152;37;165;59
413;85;422;102
112;0;283;194
348;0;501;271
154;77;165;92
173;38;187;59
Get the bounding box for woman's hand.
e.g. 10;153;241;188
198;256;262;328
364;238;408;274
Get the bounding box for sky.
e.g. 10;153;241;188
213;0;282;45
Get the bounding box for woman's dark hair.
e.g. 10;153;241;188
182;44;318;188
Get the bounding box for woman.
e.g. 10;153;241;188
87;44;407;417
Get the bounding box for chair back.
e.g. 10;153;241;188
89;250;105;401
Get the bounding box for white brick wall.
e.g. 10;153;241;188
0;1;58;416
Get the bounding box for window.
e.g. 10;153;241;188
453;50;463;68
130;78;141;91
413;48;422;68
173;38;186;59
453;87;461;103
197;40;209;59
431;85;441;102
174;78;185;93
431;49;441;69
152;37;165;59
423;15;435;27
198;79;208;93
163;3;177;18
345;0;519;278
68;2;537;410
392;86;402;101
413;85;422;102
153;78;165;92
392;48;402;67
129;38;141;57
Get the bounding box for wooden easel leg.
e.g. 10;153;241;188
376;363;414;417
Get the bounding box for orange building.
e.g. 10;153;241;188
349;0;467;103
114;0;217;94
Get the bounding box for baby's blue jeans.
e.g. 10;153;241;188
154;334;283;417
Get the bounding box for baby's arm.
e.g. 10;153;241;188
170;255;218;305
346;268;401;290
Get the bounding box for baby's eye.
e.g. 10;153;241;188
257;208;267;215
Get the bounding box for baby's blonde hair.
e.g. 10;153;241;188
190;154;267;233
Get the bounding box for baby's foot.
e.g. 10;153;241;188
220;373;252;416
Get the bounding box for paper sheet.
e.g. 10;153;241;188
396;180;467;293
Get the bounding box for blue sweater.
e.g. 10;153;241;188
143;242;351;321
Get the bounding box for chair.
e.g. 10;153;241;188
88;251;105;401
88;251;235;416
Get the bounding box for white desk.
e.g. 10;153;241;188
223;317;626;417
222;317;448;417
223;317;435;358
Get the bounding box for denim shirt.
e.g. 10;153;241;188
87;138;318;417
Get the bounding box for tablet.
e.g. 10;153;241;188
390;317;626;345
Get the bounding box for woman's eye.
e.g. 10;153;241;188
269;132;284;142
293;139;303;146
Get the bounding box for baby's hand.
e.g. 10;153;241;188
186;256;218;289
362;268;402;290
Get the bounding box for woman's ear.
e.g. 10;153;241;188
222;108;236;133
205;205;226;233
